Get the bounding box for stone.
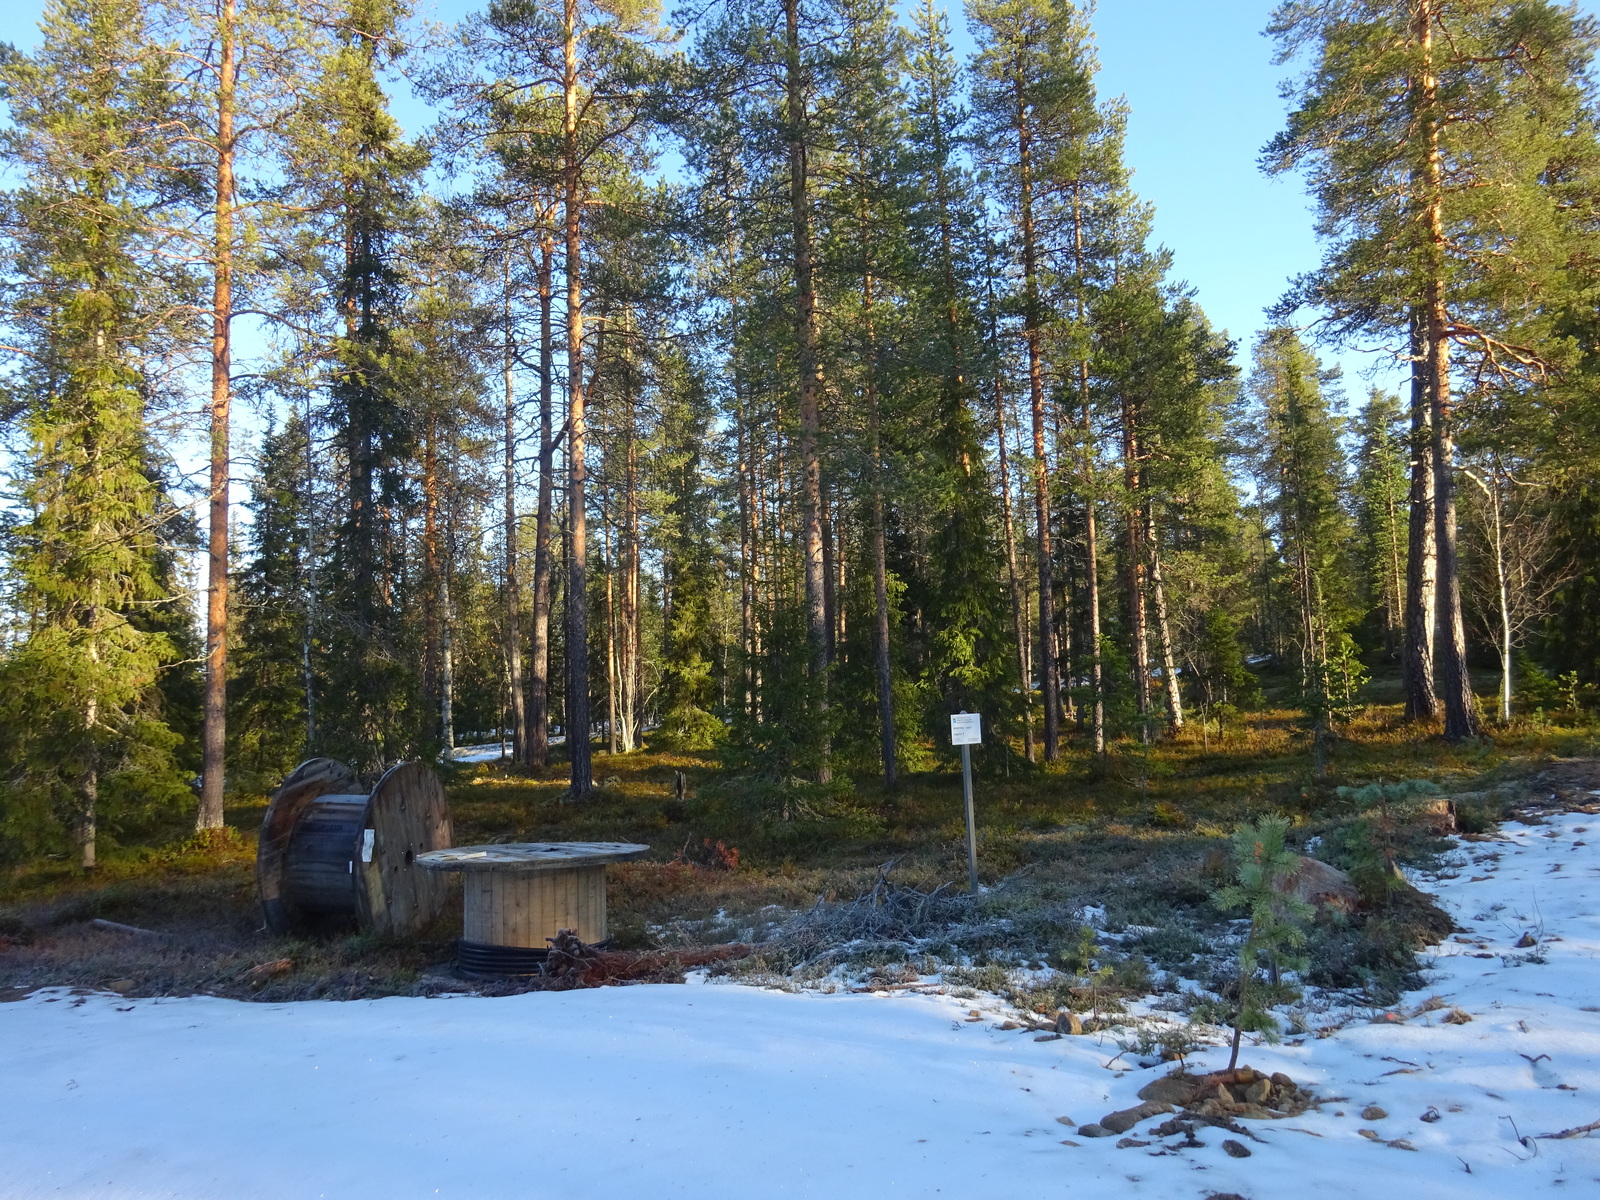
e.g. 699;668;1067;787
1116;1137;1150;1149
1056;1010;1084;1036
1138;1074;1201;1107
1100;1101;1175;1134
1222;1139;1251;1158
1387;1138;1417;1151
1215;1084;1237;1107
1077;1123;1115;1138
1278;855;1360;915
1361;1105;1388;1121
1055;1116;1076;1126
1514;931;1538;948
1270;1072;1295;1091
1243;1078;1272;1105
1357;1129;1381;1141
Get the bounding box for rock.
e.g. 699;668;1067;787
1270;1071;1295;1091
1357;1129;1381;1141
1115;1137;1150;1149
1216;1084;1237;1107
1138;1074;1201;1106
1058;1139;1081;1147
1221;1139;1251;1158
1056;1010;1084;1036
1387;1138;1417;1151
1077;1123;1115;1138
1278;855;1360;915
1514;931;1538;948
1055;1116;1076;1126
1203;1194;1248;1200
995;1020;1021;1030
1243;1078;1272;1105
1100;1101;1175;1134
1361;1105;1388;1121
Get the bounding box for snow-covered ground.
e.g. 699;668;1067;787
4;811;1600;1199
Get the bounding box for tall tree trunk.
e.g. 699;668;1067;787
1402;311;1438;720
1416;2;1478;740
1015;82;1060;761
1124;407;1151;732
528;225;555;766
1071;185;1105;755
441;560;454;750
503;267;527;762
786;0;829;777
198;0;236;832
1146;509;1184;731
563;0;592;796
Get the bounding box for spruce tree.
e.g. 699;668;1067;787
0;0;193;867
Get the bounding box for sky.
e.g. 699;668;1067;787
2;0;1598;404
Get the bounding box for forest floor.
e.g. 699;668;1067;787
2;664;1599;1006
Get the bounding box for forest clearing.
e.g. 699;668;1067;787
6;0;1600;1193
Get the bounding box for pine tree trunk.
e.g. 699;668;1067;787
1014;81;1060;761
503;272;527;763
528;225;555;767
441;565;454;750
864;274;897;788
198;0;235;832
1416;3;1478;740
786;0;829;778
563;0;592;796
1071;188;1105;755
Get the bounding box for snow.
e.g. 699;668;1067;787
5;812;1600;1198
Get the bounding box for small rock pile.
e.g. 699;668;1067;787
1074;1066;1317;1140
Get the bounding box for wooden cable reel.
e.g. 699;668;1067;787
257;758;454;936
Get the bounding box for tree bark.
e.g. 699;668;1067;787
993;370;1034;763
198;0;235;832
528;224;555;766
503;266;527;763
563;0;592;795
1071;185;1105;755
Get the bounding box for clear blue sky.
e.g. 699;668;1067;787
4;0;1597;398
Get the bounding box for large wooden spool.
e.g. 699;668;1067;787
257;759;453;936
416;843;649;975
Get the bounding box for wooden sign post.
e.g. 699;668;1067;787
950;712;982;893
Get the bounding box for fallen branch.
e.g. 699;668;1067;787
1538;1117;1600;1140
90;918;165;939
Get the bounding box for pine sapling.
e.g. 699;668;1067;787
1213;816;1312;1070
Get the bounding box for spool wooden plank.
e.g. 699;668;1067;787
354;761;453;937
257;759;360;934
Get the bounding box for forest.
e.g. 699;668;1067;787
3;0;1600;875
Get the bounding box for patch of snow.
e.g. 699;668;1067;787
5;815;1600;1197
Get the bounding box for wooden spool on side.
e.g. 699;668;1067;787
462;866;607;948
258;758;360;934
355;761;453;937
285;795;369;913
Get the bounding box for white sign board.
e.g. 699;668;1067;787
950;712;982;746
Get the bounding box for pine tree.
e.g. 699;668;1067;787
1265;0;1600;738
